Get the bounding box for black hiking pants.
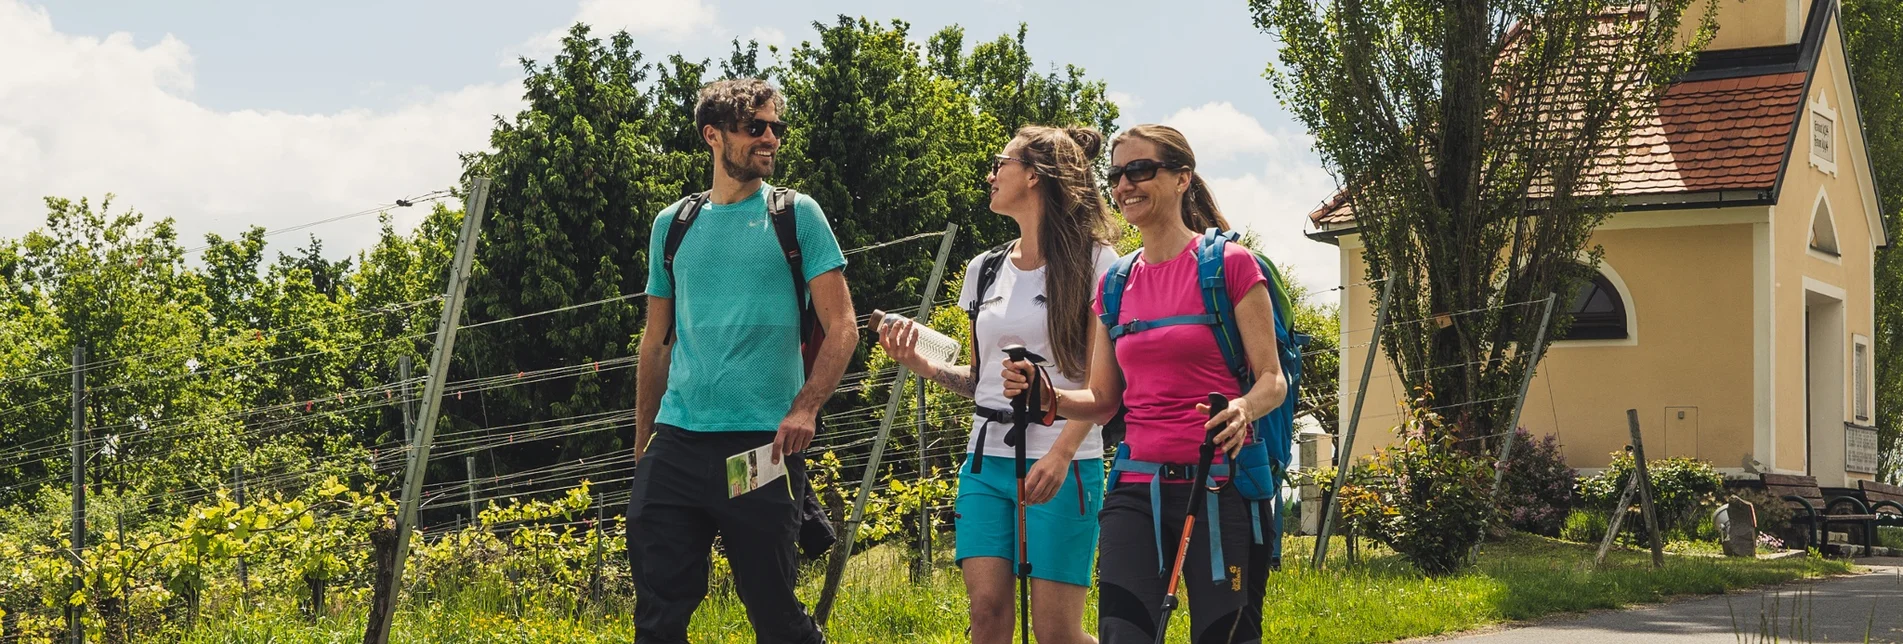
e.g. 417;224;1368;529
627;424;824;644
1097;481;1264;644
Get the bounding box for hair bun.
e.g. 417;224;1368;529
1064;127;1105;160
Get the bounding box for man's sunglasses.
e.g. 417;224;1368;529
1107;158;1186;185
732;118;788;139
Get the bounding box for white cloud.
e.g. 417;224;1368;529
1106;91;1143;111
0;0;525;258
1206;163;1344;301
515;0;719;61
747;26;787;49
1161;101;1283;163
1150;102;1342;297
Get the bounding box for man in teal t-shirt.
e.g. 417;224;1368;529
628;78;857;644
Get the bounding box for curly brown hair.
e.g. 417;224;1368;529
693;78;786;134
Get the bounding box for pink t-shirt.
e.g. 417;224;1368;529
1093;236;1267;484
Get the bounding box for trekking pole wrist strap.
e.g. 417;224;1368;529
1037;371;1058;426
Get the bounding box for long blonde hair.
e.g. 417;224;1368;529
1013;125;1120;381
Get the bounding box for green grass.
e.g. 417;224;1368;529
1880;526;1903;551
1252;535;1850;643
151;534;1854;644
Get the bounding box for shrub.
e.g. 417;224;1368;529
1576;452;1724;541
1559;508;1609;543
1494;428;1576;537
1728;486;1794;539
1334;388;1499;575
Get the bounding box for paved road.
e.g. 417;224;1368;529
1429;558;1903;643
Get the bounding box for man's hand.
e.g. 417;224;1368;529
773;407;817;464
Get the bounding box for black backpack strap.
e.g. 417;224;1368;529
761;189;831;513
660;191;711;344
765;187;823;373
965;240;1016;366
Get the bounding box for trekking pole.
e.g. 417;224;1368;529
1157;392;1227;644
1001;344;1046;644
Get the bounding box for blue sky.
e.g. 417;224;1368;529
1;0;1343;294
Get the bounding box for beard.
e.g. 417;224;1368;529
721;140;775;181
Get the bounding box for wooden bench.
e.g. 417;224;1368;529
1760;473;1882;555
1852;480;1903;549
1857;480;1903;514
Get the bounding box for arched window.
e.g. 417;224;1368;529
1557;271;1628;340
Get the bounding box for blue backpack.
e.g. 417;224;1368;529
1098;227;1310;579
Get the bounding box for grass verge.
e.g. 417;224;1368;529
159;534;1855;644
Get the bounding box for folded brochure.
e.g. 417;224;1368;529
726;443;789;498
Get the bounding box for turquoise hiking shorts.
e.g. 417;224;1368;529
954;455;1105;587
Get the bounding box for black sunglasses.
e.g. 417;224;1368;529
991;154;1031;173
732;118;788;139
1107;158;1186;185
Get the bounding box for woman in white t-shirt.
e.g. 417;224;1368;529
874;124;1120;644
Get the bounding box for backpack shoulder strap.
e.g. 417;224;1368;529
764;187;821;362
1194;227;1252;384
766;186;804;293
1098;249;1142;343
967;241;1015;314
965;240;1016;365
662;191;710;277
661;191;711;344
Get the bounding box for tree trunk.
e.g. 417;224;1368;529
304;574;326;621
98;594;125;644
1430;0;1495;451
362;516;399;644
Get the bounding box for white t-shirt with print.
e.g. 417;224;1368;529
957;242;1121;462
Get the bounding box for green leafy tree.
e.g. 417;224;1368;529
1846;0;1903;483
1284;270;1342;434
458;25;700;479
6;197;237;504
928;23;1122;254
777;17;994;320
1254;0;1719;450
348;207;464;452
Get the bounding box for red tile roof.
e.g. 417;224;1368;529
1309;71;1808;227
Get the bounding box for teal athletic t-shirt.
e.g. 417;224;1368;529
644;183;847;432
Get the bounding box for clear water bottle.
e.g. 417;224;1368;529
880;311;961;365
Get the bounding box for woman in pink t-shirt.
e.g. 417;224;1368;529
1002;124;1287;643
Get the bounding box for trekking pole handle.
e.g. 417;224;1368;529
1202;393;1228;492
1204;393;1228;442
1000;344;1048;432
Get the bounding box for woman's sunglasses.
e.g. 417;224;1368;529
991;154;1032;174
1107;158;1186;185
733;118;789;139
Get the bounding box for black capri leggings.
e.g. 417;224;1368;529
1096;480;1264;644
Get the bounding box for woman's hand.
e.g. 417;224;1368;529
1023;453;1070;505
999;356;1037;399
871;309;931;375
1197;396;1254;457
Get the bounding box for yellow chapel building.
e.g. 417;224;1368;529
1308;0;1888;488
